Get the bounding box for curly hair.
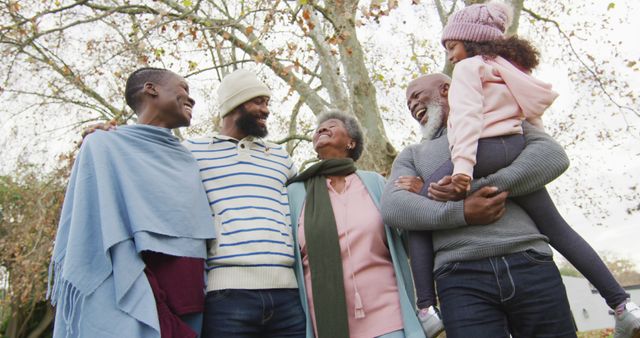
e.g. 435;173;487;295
462;36;540;71
316;110;364;161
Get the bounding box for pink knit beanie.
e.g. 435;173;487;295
441;1;513;46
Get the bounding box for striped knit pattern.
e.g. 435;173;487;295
183;133;297;291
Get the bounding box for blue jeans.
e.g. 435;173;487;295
201;289;306;338
435;250;577;338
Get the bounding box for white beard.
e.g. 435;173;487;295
420;104;444;141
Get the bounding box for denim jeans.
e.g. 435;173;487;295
435;250;577;338
201;288;306;338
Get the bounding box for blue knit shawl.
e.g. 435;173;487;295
48;125;214;338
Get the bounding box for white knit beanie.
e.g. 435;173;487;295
217;69;271;117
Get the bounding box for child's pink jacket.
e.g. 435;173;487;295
448;55;558;177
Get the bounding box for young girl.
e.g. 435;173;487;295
407;2;640;337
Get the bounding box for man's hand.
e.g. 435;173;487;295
463;186;508;225
81;120;117;140
428;175;467;201
394;176;425;194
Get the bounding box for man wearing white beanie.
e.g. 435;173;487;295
183;69;306;337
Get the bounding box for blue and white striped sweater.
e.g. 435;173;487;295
184;134;298;291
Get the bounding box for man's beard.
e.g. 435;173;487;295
420;104;444;141
236;106;268;138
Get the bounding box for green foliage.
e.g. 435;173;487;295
0;155;73;338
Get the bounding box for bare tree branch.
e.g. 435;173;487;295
271;134;312;145
523;7;639;119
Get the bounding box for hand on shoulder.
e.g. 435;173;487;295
81;120;117;140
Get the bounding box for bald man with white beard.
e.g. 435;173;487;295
407;73;450;142
380;74;576;337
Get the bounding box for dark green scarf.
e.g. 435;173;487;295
288;158;357;338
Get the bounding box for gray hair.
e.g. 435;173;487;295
316;110;364;161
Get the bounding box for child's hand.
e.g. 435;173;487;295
428;174;470;202
451;174;471;193
428;176;461;201
394;176;424;194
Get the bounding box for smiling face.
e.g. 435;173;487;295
156;72;195;129
445;40;468;64
235;95;270;138
406;76;448;125
407;85;437;126
313;118;355;160
406;74;451;140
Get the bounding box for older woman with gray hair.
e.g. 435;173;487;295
287;111;424;338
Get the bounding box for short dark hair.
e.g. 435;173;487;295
463;35;540;71
124;67;171;113
317;110;365;161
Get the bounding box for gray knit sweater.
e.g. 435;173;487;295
380;123;570;269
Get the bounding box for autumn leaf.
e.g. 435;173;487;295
8;1;20;13
254;51;265;63
154;48;165;58
246;26;254;35
607;2;615;10
302;9;311;21
182;0;193;7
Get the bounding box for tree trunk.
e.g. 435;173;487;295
5;305;23;338
306;6;350;113
326;0;397;174
507;0;524;35
26;305;54;338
